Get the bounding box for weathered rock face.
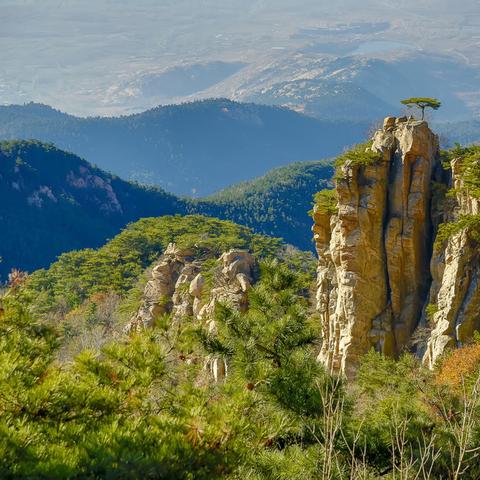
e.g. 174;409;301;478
125;243;196;333
125;246;256;379
423;159;480;368
198;250;255;329
126;246;256;334
314;118;440;375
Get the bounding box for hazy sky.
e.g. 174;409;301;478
2;0;479;115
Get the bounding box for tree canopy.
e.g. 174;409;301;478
400;97;442;120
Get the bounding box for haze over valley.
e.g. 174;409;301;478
2;0;480;121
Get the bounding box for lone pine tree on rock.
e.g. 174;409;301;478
400;97;442;120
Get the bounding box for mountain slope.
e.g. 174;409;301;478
191;160;333;250
24;214;288;316
0;140;186;279
0;140;333;279
246;79;396;121
0;99;367;196
239;53;477;123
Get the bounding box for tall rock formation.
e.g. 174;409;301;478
423;157;480;367
314;117;440;375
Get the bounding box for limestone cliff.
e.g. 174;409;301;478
314;117;440;375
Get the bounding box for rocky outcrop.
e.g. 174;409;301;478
198;250;255;328
125;243;196;333
423;158;480;368
126;245;256;333
125;245;256;379
314;118;440;375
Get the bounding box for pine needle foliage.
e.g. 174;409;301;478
435;214;480;248
310;189;338;216
400;97;442;120
334;142;382;180
0;295;241;479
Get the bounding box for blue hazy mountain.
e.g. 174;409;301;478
0;99;367;196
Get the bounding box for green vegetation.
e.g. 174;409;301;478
191;160;334;251
425;303;439;320
334;141;382;179
2;255;480;479
0;140;185;279
0;301;238;479
4;108;480;479
434;144;480;249
310;189;338;216
22;215;284;316
335;141;381;169
447;144;480;198
400;97;442;120
435;214;480;248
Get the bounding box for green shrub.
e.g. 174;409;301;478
435;214;480;249
335;141;381;169
447;143;480;198
309;189;338;216
425;303;439;320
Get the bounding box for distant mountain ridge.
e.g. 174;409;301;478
0;99;367;196
246;79;397;121
233;53;479;125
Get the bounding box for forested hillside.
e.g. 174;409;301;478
191;160;333;250
0;99;367;196
0;141;332;278
0;140;186;278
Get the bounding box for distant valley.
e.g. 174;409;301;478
3;1;480;120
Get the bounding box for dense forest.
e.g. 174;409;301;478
1;213;480;479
